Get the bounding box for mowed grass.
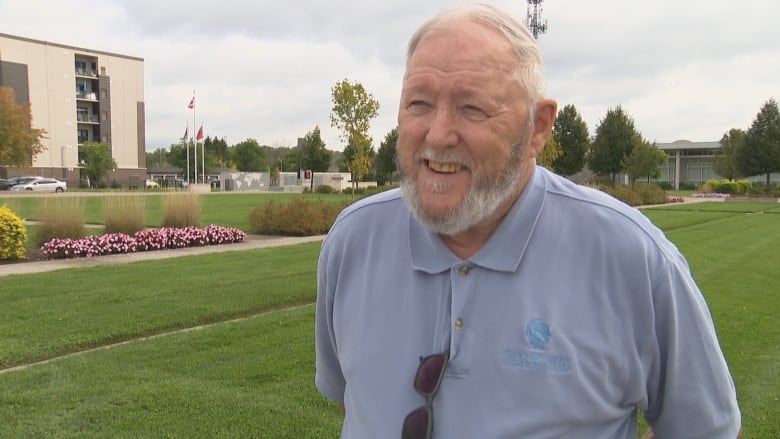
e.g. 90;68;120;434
0;192;353;231
0;201;778;437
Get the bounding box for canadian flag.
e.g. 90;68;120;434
187;96;195;109
196;124;204;141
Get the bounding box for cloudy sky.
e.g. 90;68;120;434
1;0;778;152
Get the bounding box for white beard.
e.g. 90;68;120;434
400;134;530;236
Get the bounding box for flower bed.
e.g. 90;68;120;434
41;225;247;260
666;196;686;203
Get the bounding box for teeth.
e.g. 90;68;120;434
428;160;463;173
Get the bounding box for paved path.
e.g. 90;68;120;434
0;234;326;278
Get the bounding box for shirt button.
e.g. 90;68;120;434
458;265;470;276
454;319;463;331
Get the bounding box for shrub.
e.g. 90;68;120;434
634;184;668;205
0;204;27;260
703;179;751;195
162;192;201;228
315;185;335;194
656;181;674;190
603;186;643;206
35;197;85;247
103;195;147;235
249;198;351;236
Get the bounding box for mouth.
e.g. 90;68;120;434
426;160;465;174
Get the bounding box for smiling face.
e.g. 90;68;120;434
397;20;538;236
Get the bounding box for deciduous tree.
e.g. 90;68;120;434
738;99;780;192
301;125;333;172
330;78;380;195
374;127;398;185
589;106;642;186
622;141;668;187
713;129;745;181
551;104;590;176
233;139;268;172
79;141;117;188
537;134;562;171
0;87;46;166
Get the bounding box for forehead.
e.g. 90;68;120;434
405;20;518;81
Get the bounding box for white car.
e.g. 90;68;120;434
10;177;67;193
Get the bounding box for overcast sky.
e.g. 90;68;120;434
1;0;778;152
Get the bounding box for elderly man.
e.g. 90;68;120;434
316;4;741;438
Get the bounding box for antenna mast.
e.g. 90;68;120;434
526;0;548;39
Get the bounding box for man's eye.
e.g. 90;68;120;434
407;100;431;113
461;105;488;121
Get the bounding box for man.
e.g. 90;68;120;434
316;4;741;438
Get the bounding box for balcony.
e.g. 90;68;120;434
76;91;98;101
77;113;99;124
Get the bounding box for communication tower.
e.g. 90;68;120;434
526;0;548;39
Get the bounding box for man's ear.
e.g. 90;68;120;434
528;99;558;158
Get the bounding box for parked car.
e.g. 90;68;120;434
144;179;159;188
0;176;37;190
10;177;67;193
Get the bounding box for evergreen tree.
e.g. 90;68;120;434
713;129;745;181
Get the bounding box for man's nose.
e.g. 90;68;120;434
425;107;459;148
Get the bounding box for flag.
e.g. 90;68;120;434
196;124;204;141
187;96;195;109
182;126;189;141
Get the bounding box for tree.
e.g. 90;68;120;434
79;141;117;188
551;104;590;176
233;139;268;172
537;134;563;171
330;78;380;195
738;99;780;193
205;136;230;168
589;106;642;186
622;141;668;187
145;148;169;169
713;129;745;181
301;125;333;172
0;87;46;166
374;127;398;185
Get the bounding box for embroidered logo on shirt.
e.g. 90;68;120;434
525;319;551;350
501;319;572;374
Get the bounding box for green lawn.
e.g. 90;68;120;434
0;192;353;231
0;202;777;437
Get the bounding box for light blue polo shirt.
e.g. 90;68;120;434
316;166;741;438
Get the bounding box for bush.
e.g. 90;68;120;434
103;196;147;235
634;184;668;205
249;198;351;236
656;181;674;190
315;185;335;194
603;186;643;206
162;192;201;228
702;179;751;195
0;204;28;260
35;198;86;247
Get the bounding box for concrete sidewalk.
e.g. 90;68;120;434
0;234;325;278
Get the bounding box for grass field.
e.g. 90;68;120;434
0;192;353;231
0;200;778;437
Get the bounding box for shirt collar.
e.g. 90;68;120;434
409;167;547;273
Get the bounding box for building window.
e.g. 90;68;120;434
100;88;108;99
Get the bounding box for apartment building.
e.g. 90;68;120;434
0;33;145;188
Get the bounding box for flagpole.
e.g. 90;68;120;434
185;121;190;185
201;123;205;185
192;90;197;185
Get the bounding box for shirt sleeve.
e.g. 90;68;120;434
643;252;741;438
315;234;346;402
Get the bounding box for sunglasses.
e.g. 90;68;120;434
401;351;450;439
